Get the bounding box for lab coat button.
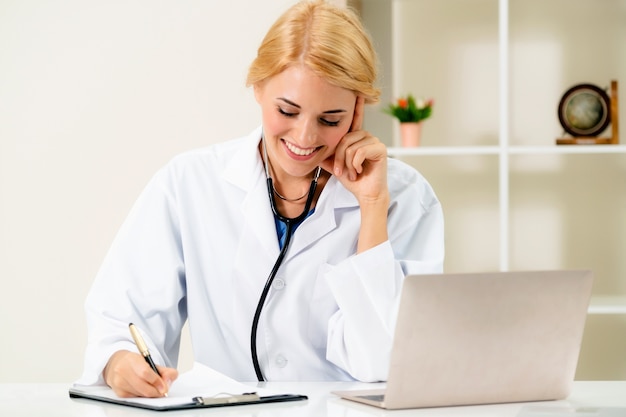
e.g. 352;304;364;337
272;278;286;290
275;354;288;368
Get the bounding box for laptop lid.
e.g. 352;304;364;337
334;270;593;410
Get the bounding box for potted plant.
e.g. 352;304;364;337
383;94;434;146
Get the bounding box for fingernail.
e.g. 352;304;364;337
162;378;173;397
334;166;341;176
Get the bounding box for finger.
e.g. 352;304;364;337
108;367;162;398
132;359;179;397
334;97;364;177
349;143;368;175
157;366;179;392
333;95;365;177
353;141;387;176
115;371;164;398
117;362;169;398
344;136;378;177
350;95;365;133
105;351;171;398
333;131;370;179
333;131;359;180
333;135;349;177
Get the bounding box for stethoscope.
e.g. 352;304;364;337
250;135;322;381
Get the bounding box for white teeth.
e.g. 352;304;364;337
285;141;315;156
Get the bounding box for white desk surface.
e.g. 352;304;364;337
1;381;625;417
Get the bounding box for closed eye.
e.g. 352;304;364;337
278;104;341;126
278;107;297;118
320;118;340;127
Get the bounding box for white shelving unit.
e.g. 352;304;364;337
361;0;626;378
390;145;626;156
389;144;626;316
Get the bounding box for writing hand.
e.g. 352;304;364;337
103;350;178;398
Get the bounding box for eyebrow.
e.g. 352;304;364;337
278;97;347;114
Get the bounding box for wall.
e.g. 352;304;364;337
0;0;299;383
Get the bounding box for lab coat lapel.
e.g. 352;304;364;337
288;176;358;257
222;128;280;261
241;178;279;259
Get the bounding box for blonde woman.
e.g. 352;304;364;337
78;0;444;398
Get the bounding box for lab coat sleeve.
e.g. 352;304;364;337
324;191;444;382
76;167;187;386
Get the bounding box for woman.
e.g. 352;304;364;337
77;0;444;398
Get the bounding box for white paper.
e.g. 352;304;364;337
71;362;281;408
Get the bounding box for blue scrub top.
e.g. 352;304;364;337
274;209;315;249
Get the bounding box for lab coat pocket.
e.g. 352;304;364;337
307;266;339;349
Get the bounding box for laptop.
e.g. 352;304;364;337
333;270;593;410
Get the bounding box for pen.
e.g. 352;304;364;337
129;323;162;377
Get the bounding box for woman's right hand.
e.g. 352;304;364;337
103;350;178;398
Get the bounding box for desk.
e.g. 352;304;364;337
1;381;625;416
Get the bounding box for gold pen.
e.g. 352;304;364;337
129;323;164;380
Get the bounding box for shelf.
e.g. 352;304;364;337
588;296;626;315
388;146;500;157
388;145;626;157
509;145;626;155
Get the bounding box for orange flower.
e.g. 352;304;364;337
383;94;434;123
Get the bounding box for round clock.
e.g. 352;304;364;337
558;83;611;137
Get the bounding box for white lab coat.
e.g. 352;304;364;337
77;127;444;385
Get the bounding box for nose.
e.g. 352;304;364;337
294;117;318;146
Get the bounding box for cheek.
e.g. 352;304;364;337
324;126;351;150
262;108;289;136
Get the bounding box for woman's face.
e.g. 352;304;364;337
255;65;357;179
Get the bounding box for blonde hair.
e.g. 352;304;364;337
246;0;380;104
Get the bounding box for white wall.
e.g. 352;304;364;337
0;0;299;383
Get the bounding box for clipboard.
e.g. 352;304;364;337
69;387;307;411
69;362;307;411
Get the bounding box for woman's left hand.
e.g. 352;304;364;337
320;96;389;205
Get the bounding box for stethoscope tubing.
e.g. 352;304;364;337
251;137;321;381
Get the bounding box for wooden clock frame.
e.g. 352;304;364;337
557;80;619;145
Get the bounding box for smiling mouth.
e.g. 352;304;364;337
283;140;320;157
